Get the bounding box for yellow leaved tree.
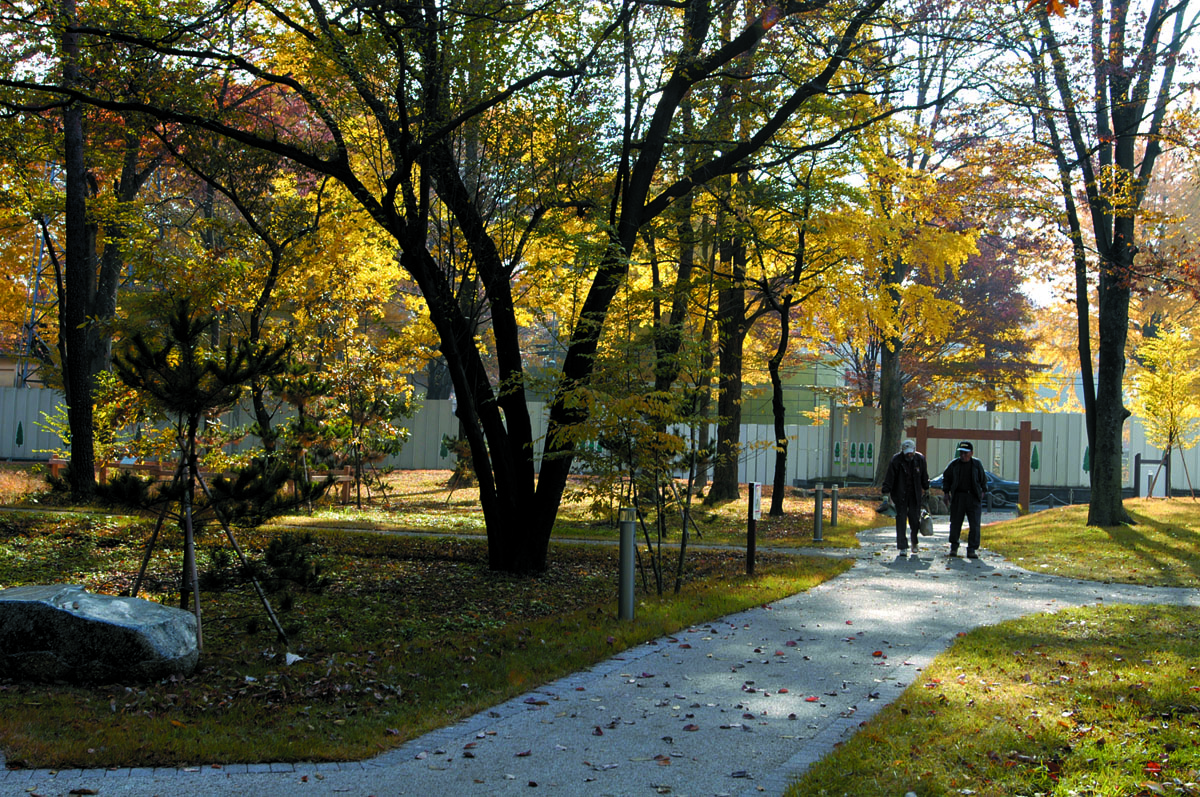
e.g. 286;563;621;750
1129;325;1200;498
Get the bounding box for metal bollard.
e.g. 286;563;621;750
830;483;839;528
813;483;824;542
619;507;636;620
747;482;761;576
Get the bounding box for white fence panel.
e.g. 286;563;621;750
0;387;65;460
390;400;456;470
4;385;1198;493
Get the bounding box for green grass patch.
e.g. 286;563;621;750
0;511;849;768
987;499;1200;587
787;603;1200;797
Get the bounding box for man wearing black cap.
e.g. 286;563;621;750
881;439;930;554
941;441;988;558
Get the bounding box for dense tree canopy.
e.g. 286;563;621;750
0;0;1196;570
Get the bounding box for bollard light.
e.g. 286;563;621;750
747;483;760;575
813;483;824;542
618;507;636;620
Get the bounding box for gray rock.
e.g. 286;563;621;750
0;584;199;683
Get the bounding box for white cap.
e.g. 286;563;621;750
901;439;916;453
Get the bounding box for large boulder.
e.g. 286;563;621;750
0;584;199;684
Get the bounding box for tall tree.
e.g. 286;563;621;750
0;0;168;494
844;1;1000;484
1004;0;1197;525
908;232;1045;410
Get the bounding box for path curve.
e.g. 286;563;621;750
4;516;1199;797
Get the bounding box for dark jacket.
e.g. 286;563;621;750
941;456;988;502
881;451;930;507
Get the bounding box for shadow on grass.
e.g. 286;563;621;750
987;500;1200;587
1097;504;1200;586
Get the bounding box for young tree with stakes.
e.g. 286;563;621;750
112;298;298;649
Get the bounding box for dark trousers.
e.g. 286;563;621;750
948;493;982;552
894;502;920;549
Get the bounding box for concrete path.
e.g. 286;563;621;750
5;515;1199;797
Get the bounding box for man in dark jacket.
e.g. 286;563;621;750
941;440;988;558
881;439;930;554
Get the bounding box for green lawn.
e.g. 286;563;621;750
272;469;881;549
984;499;1200;587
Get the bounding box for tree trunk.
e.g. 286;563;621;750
707;234;746;503
60;0;96;496
695;311;716;490
1086;237;1134;525
425;358;453;400
1030;0;1185;528
768;323;790;516
874;333;904;485
651;179;696;395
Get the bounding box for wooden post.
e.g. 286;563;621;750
913;418;929;456
1018;421;1033;511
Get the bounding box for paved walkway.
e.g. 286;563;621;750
5;515;1200;797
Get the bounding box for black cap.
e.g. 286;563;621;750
956;441;973;453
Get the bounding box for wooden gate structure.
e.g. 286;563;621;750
907;418;1043;510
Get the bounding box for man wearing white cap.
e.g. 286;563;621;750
941;440;988;558
881;439;930;554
